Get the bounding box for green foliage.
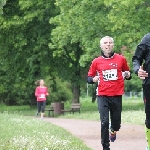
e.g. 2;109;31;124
50;0;110;66
0;0;6;15
50;0;112;102
0;0;58;105
46;77;73;103
124;74;143;92
50;0;150;99
0;0;149;105
83;0;150;92
104;0;150;50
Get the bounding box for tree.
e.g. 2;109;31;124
50;0;112;103
0;0;6;15
103;0;150;49
104;0;150;92
0;0;148;105
0;0;59;105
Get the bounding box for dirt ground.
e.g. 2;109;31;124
43;117;147;150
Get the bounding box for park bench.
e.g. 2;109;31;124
45;103;54;117
71;103;81;114
61;103;81;115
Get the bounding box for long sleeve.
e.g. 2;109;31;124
87;58;97;84
122;57;132;80
132;45;144;74
87;76;94;84
132;34;148;74
46;87;49;95
35;87;39;97
122;57;130;72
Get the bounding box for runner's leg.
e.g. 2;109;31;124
143;84;150;149
110;95;122;132
37;101;41;113
97;96;110;150
41;101;46;119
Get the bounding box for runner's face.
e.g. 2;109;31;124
40;80;44;86
100;37;114;55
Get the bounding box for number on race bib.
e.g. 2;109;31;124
102;69;118;81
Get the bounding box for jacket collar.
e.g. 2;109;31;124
101;51;115;58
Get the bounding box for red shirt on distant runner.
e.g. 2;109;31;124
35;86;49;101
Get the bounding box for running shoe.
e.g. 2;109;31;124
109;129;116;142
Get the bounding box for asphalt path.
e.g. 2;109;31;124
43;118;147;150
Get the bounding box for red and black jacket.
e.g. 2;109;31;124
87;52;131;96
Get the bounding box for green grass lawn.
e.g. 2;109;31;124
0;113;91;150
58;97;145;125
0;97;145;149
122;98;145;125
0;97;145;125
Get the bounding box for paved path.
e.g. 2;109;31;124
44;118;147;150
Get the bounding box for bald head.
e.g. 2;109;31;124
100;36;114;57
100;36;114;46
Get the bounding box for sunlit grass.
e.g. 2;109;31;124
0;104;36;116
0;97;145;125
121;110;145;125
59;97;145;125
0;97;146;149
0;113;91;150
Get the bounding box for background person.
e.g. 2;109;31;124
132;33;150;150
35;79;49;120
87;36;131;150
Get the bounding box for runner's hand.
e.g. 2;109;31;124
93;76;99;82
124;71;130;79
138;66;148;79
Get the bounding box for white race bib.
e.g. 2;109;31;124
39;94;45;98
102;69;118;81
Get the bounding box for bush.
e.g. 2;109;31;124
46;77;73;103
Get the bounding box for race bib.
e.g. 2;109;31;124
39;94;45;98
102;69;118;81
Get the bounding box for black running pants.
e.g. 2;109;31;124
97;95;122;148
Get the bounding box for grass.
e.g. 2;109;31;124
59;97;145;125
122;98;145;125
0;113;91;150
0;97;146;149
0;97;145;125
0;104;36;116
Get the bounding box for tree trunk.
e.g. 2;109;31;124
71;43;82;103
72;84;80;103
